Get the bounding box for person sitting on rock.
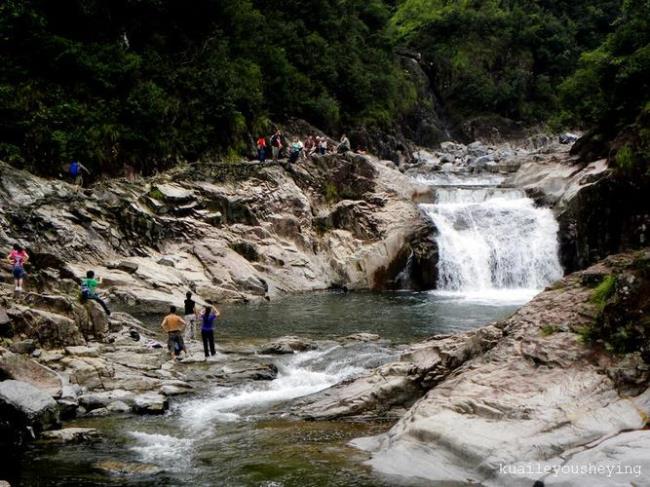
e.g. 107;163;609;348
318;136;328;155
183;291;199;340
161;305;187;362
200;305;220;359
337;134;351;153
7;243;29;292
80;270;111;315
288;138;304;163
304;135;316;157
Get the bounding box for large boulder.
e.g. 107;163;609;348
0;380;60;445
258;336;317;355
82;300;109;339
6;306;84;348
0;349;63;398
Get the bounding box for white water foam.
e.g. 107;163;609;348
420;180;562;303
179;347;366;430
415;173;506;187
129;431;194;471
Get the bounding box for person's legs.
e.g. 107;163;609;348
184;315;194;340
178;335;187;358
201;331;209;358
13;268;23;291
208;330;216;356
90;295;111;315
167;334;176;361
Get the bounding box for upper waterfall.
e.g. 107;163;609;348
419;177;563;301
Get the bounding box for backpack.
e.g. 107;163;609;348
80;279;91;298
70;161;80;177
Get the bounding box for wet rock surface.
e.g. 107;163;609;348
320;251;650;486
0;154;426;310
0;380;60;445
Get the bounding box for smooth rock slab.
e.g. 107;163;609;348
132;393;168;415
258;336;317;354
40;427;99;444
79;390;135;410
0;380;60;442
95;460;162;476
9;339;36;355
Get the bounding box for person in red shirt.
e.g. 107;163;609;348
256;136;267;163
7;243;29;292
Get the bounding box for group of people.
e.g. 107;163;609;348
160;292;220;361
6;244;219;362
256;131;352;163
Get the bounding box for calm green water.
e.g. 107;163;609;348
3;291;525;487
171;290;521;342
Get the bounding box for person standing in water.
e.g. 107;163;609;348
7;244;29;292
80;270;111;315
200;305;220;358
161;305;187;362
183;291;199;340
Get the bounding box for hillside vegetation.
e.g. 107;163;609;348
0;0;648;175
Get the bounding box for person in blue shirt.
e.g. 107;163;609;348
200;305;220;358
69;160;90;186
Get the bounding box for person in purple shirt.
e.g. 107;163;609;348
200;305;220;358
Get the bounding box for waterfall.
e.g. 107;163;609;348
420;180;563;301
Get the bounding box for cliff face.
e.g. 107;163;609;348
505;148;650;274
0;154;429;311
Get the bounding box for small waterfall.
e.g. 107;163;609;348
420;180;563;300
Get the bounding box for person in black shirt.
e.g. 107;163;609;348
183;291;199;340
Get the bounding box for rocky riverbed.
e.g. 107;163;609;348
1;135;649;486
292;250;650;486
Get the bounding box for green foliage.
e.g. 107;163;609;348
390;0;620;123
0;0;416;175
576;324;597;344
540;324;560;336
614;145;636;171
591;274;616;309
323;182;339;203
560;0;650;134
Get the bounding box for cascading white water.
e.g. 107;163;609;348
127;343;398;468
420;180;563;302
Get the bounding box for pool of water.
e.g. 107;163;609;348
149;290;525;342
4;290;530;487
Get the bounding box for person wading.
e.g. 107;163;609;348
80;270;111;315
184;291;199;340
161;305;187;362
200;305;220;359
7;243;29;292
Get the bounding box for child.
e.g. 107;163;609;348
7;244;29;292
81;270;111;315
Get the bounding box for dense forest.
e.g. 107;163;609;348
0;0;648;175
